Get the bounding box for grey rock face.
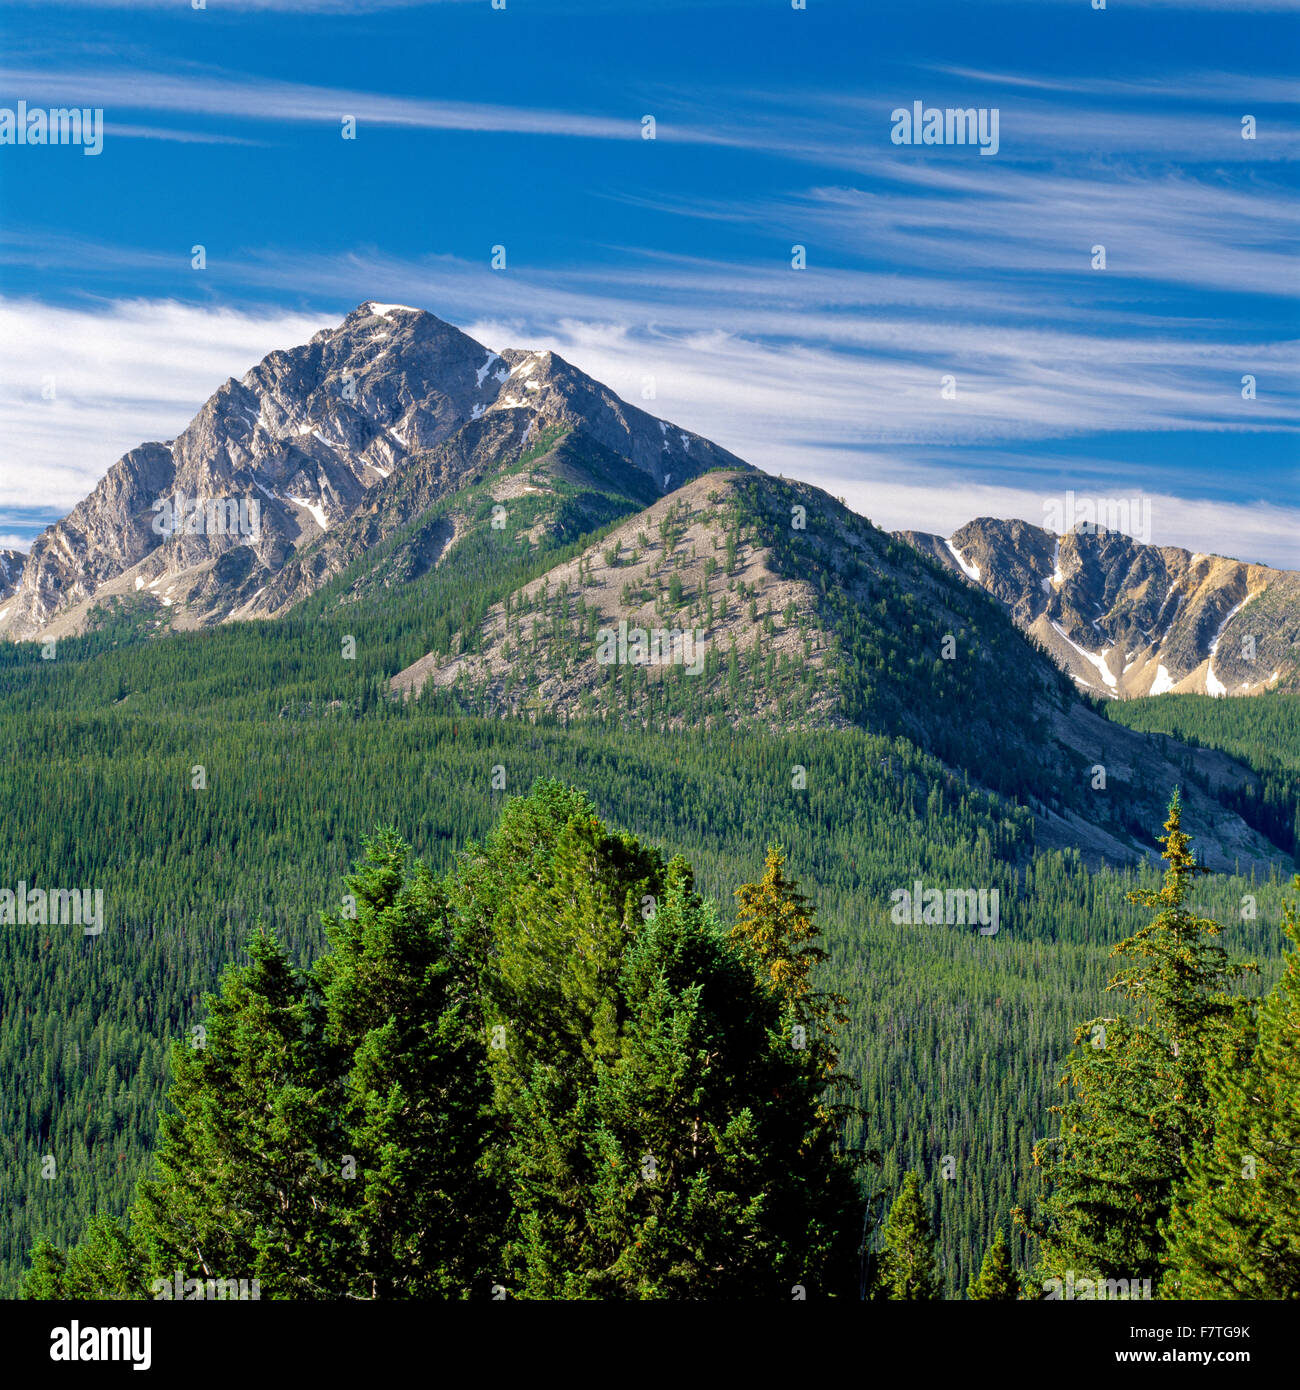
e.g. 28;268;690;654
0;549;24;603
899;518;1299;698
1;303;745;640
483;349;739;492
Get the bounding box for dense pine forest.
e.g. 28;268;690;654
1107;692;1300;859
2;457;1296;1298
10;777;1299;1300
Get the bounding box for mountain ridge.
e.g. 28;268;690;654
899;517;1299;700
392;466;1290;875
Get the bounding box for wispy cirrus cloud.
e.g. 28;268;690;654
6;231;1295;445
106;123;267;146
0;297;335;519
2;278;1295;561
928;65;1299;105
768;176;1297;300
0;62;707;144
6;52;1293;172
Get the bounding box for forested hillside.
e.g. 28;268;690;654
3;665;1295;1296
2;433;1295;1299
11;775;1297;1299
1108;693;1300;858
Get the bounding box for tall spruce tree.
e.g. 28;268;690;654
732;844;846;1036
1020;791;1256;1292
314;830;502;1297
870;1170;942;1300
584;863;862;1298
132;930;338;1298
967;1228;1021;1300
1161;877;1300;1299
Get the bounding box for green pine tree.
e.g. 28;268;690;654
1021;791;1256;1291
871;1171;942;1299
731;843;847;1038
1161;876;1300;1299
132;929;337;1298
968;1228;1021;1300
315;830;503;1297
21;1239;68;1300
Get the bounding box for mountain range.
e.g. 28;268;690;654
1;303;1294;876
5;303;1294;704
901;520;1298;701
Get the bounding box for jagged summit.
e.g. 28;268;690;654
0;304;744;640
899;517;1298;699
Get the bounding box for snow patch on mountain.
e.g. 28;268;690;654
288;496;330;532
1149;664;1176;696
945;538;981;583
1208;592;1255;656
475;351;501;388
1049;539;1064;588
1050;620;1117;693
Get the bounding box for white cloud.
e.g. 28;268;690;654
3;290;1295;571
459;294;1298;448
106;124;267;146
0;63;650;142
0;297;335;511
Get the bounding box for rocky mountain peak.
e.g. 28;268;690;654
0;305;745;642
901;517;1298;699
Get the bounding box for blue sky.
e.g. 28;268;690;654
1;0;1297;566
